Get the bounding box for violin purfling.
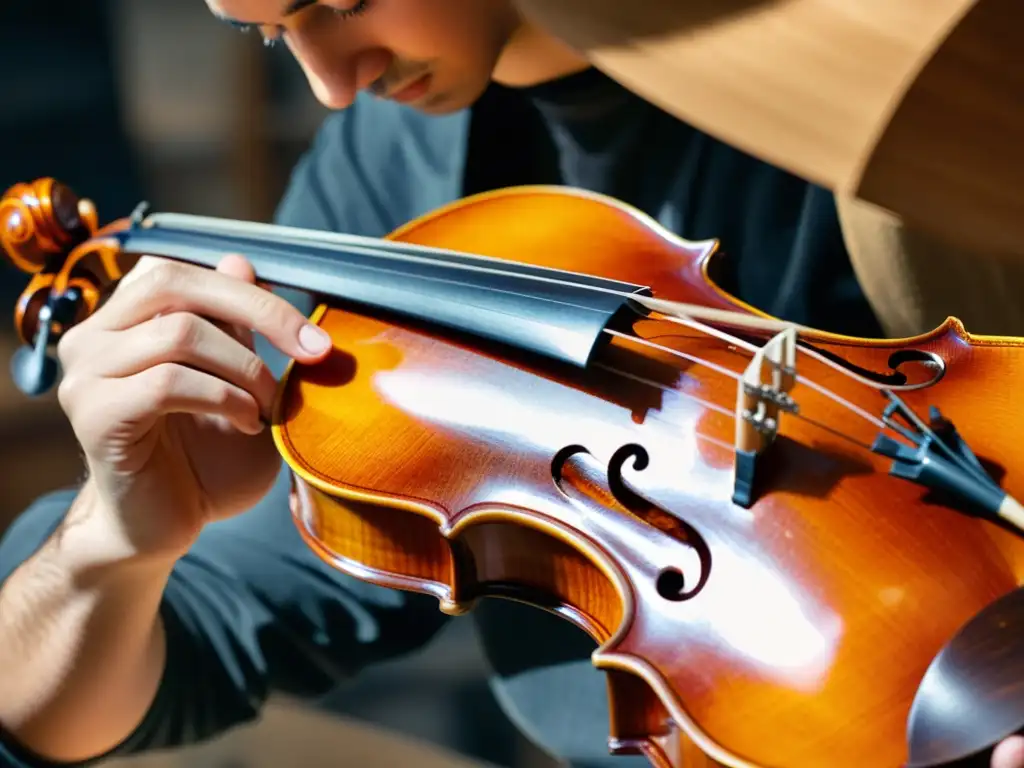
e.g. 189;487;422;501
6;176;1024;768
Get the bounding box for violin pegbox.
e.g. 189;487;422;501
732;326;799;508
0;178;105;397
0;178;102;342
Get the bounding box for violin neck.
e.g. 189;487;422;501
114;212;647;369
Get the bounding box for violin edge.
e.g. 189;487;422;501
382;183;1024;351
4;178;1023;765
285;471;760;768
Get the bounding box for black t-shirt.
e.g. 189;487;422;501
464;68;880;336
0;69;879;768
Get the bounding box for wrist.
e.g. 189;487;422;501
53;480;181;587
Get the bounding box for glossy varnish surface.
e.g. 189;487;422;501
6;180;1024;768
273;188;1024;767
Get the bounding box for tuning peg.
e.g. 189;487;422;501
9;288;83;397
10;297;60;396
10;341;58;396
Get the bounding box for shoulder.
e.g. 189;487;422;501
274;94;472;236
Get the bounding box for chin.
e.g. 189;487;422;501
413;77;492;115
414;94;466;115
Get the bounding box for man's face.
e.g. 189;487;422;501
207;0;522;113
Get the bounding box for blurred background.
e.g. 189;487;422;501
0;2;560;767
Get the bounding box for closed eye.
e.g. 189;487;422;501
219;0;372;47
334;0;370;19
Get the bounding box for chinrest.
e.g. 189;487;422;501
907;585;1024;767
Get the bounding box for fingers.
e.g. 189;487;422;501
215;255;257;352
54;253;324;441
215;253;257;283
63;363;265;446
93;257;332;364
992;736;1024;768
63;312;278;418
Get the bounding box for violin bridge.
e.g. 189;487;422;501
732;327;798;508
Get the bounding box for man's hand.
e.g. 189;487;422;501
0;253;333;763
56;253;333;560
994;736;1024;768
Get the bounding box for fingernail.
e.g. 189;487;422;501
299;323;332;355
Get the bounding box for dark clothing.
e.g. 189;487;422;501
0;69;880;768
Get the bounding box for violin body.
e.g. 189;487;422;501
273;188;1024;767
6;179;1024;768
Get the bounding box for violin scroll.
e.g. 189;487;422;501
2;179;116;397
1;177;98;274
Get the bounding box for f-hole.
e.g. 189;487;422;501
551;443;712;602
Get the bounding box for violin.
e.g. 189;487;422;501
5;176;1024;768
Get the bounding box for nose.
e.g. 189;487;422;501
286;26;393;110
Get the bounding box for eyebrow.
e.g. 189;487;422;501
216;0;317;27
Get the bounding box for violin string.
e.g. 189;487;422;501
637;311;900;416
593;358;877;454
793;413;877;452
650;310;908;393
604;328;888;431
603;329;740;382
592;362;734;417
591;362;735;451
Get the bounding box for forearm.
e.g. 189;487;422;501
0;482;173;763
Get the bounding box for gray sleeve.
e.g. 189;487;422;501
0;105;453;767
